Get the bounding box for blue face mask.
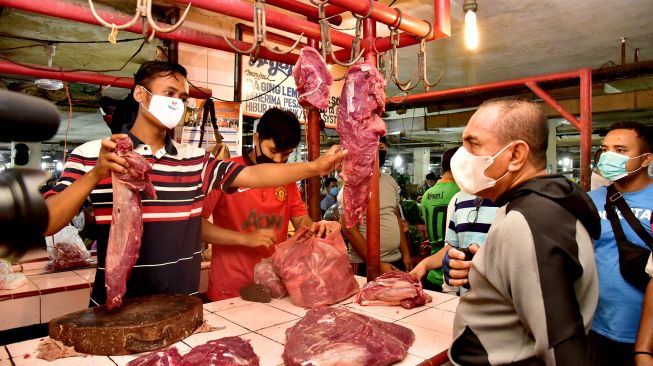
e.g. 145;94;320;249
597;151;648;182
329;187;338;196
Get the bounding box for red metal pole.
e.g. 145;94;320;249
328;0;431;38
579;67;593;192
240;25;308;50
363;18;381;282
525;81;581;129
0;0;300;65
0;60;212;98
265;0;344;26
176;0;353;49
306;39;323;222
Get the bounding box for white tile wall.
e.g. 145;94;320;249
40;288;91;323
0;297;40;331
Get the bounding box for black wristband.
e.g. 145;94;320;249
634;351;653;357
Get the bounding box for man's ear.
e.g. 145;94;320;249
133;85;145;103
253;132;259;145
641;152;653;168
508;140;530;172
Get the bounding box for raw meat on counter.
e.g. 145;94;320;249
127;337;259;366
252;258;287;299
293;46;333;110
283;307;414;366
106;137;157;310
356;270;433;309
336;63;387;228
270;221;359;308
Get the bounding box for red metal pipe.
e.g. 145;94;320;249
175;0;353;49
306;39;322;222
334;0;451;59
0;60;212;98
363;17;381;282
579;67;593;192
526;81;581;129
0;0;299;66
265;0;343;26
240;25;308;50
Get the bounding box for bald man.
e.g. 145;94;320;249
444;98;600;365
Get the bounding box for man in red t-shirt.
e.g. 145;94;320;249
201;108;313;301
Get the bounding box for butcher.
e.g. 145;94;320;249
44;61;346;307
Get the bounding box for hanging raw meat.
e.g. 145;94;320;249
293;46;333;110
336;63;387;228
283;307;414;366
356;270;433;309
106;137;156;310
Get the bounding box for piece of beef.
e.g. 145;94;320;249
253;259;287;299
270;222;359;308
356;270;433;309
336;63;387;228
106;137;157;310
293;47;333;110
283;307;414;366
181;337;259;366
127;347;183;366
46;241;92;271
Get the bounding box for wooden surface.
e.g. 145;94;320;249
49;294;203;355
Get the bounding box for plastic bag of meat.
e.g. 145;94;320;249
0;259;27;290
336;63;387;228
283;307;414;366
106;137;157;310
356;270;432;309
253;258;287;299
127;337;259;366
270;221;359;308
45;225;93;271
293;47;333;110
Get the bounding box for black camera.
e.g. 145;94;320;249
0;90;61;259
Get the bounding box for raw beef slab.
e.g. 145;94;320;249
293;47;333;110
336;63;387;228
356;270;433;309
127;337;259;366
106;137;157;310
283;307;414;366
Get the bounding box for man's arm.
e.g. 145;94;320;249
635;258;653;366
233;146;346;188
201;219;275;248
396;206;413;272
290;215;313;231
410;244;450;280
45;135;129;235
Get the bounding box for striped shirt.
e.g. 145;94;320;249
445;191;498;249
46;129;244;306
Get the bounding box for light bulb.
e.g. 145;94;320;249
394;155;403;168
464;9;479;50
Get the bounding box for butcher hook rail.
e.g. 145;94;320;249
222;0;304;65
88;0;191;43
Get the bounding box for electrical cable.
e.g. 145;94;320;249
62;81;73;163
186;72;292;103
0;44;46;52
0;33;143;44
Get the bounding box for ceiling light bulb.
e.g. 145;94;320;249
394;155;403;168
464;9;479;50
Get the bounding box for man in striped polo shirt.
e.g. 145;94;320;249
44;61;346;307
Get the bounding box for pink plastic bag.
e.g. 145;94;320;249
253;259;287;299
270;222;359;308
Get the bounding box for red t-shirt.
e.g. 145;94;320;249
201;154;308;301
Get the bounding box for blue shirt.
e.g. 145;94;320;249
445;192;498;249
588;183;653;343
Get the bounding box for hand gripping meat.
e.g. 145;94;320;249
336;63;387;228
106;138;156;310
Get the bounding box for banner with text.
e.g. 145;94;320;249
176;99;243;157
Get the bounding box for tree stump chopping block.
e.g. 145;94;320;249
49;294;203;355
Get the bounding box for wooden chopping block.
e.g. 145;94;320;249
49;294;203;355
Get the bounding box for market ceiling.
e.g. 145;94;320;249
0;0;652;147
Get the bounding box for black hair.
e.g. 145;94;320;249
109;92;139;134
441;146;459;173
134;61;188;89
425;172;437;181
481;97;548;168
608;121;653;153
324;177;337;187
593;148;602;165
379;135;387;144
257;107;301;151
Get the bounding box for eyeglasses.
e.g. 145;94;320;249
466;197;484;224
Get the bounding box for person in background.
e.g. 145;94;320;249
339;136;413;275
587;121;653;366
444;97;599;365
320;177;338;217
415;147;460;291
201;108;318;301
591;147;610;190
417;172;438;200
44;61;346;306
635;253;653;366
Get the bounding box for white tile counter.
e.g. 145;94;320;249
4;277;459;365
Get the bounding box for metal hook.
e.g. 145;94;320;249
88;0;143;30
388;26;418;91
316;1;364;68
145;0;191;33
259;2;304;55
418;30;443;91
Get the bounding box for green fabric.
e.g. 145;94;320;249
420;181;460;286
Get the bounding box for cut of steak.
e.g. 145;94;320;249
127;347;182;366
128;337;259;366
356;270;432;309
253;259;287;299
336;63;387;228
106;137;156;310
283;307;414;366
293;47;333;110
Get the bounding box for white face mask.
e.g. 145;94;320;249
140;86;185;129
590;171;611;190
450;143;513;195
